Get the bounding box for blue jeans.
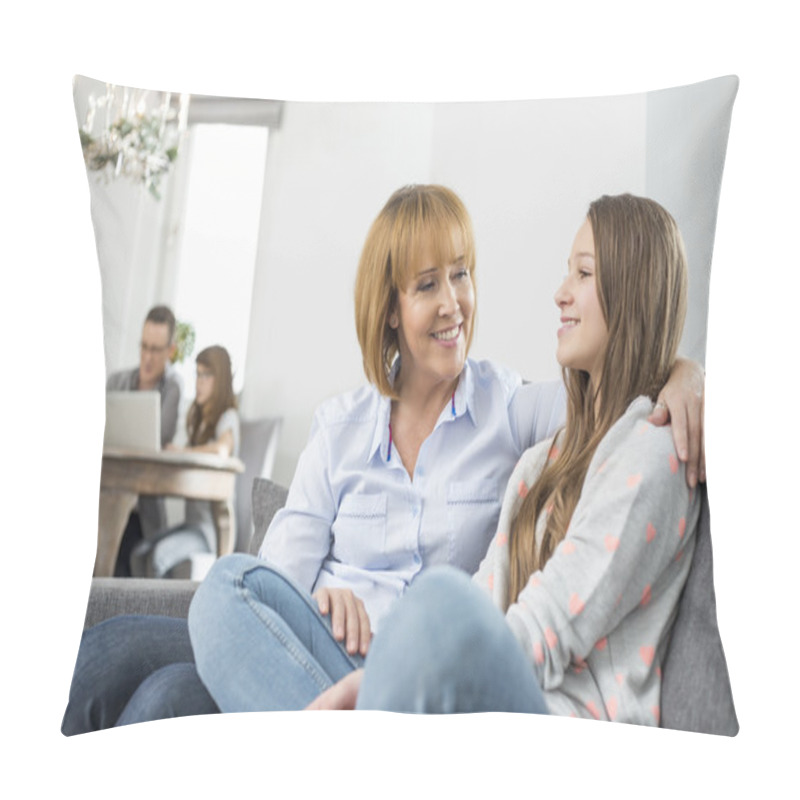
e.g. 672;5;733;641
189;554;364;712
61;615;218;735
356;566;549;714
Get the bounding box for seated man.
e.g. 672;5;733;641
106;304;183;575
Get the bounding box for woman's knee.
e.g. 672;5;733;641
191;555;304;624
189;553;261;631
188;554;305;666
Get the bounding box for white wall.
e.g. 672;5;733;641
430;95;646;380
645;76;739;364
242;96;646;486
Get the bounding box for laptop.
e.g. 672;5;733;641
103;391;162;453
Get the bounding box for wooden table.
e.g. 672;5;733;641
95;447;245;577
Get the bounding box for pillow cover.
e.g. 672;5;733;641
69;73;738;735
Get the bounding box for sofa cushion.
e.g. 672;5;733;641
250;477;290;555
661;485;738;735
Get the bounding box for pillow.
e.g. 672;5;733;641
69;73;738;734
250;478;290;556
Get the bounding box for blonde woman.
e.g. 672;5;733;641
315;194;699;724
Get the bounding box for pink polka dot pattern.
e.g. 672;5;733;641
595;637;608;651
569;593;585;616
597;459;610;474
678;517;686;538
548;445;560;461
528;574;541;588
639;645;655;667
641;584;652;607
651;705;660;724
533;641;544;664
496;532;508;547
585;701;601;720
669;453;679;474
604;535;619;552
545;627;558;649
615;673;625;686
606;696;618;721
518;480;529;499
562;540;576;555
646;522;657;543
487;573;494;591
627;473;642;488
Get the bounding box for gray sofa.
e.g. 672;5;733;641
83;477;738;735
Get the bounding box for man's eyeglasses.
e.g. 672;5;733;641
140;342;170;355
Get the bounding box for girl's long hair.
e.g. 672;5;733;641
186;345;237;446
507;195;688;604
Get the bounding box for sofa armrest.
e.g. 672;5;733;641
84;578;199;629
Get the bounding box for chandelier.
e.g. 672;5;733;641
79;83;189;200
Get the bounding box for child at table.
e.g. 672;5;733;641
130;345;239;578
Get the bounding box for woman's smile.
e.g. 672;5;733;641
431;323;463;345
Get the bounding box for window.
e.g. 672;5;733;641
160;95;282;432
171;122;269;398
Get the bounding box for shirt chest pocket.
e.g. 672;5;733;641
331;493;390;569
446;479;501;573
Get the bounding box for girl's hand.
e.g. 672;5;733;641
313;588;372;657
306;669;364;710
648;356;705;488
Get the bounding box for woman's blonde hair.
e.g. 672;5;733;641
507;194;688;604
354;185;477;398
186;345;238;446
